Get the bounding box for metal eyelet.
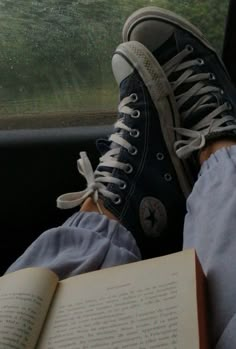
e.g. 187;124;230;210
156;152;164;161
124;164;133;174
128;146;138;156
131;110;140;118
209;73;216;81
185;44;194;53
113;195;121;205
130;129;140;138
130;93;138;102
197;58;205;66
164;173;172;182
119;181;127;190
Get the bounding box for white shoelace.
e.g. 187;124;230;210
57;94;139;211
163;46;236;159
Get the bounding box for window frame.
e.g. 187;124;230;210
222;0;236;86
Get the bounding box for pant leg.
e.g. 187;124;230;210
6;211;141;280
183;146;236;349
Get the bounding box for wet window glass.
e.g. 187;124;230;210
0;0;229;128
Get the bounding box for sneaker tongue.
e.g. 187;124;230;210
96;138;112;155
96;135;123;174
152;33;178;66
96;135;122;155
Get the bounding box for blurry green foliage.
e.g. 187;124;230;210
0;0;229;115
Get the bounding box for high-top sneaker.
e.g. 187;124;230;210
57;41;188;258
123;7;236;176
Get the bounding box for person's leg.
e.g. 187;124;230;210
122;6;236;348
184;143;236;349
6;211;141;280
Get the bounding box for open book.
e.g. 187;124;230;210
0;249;208;349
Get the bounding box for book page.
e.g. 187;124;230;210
0;268;58;349
37;249;201;349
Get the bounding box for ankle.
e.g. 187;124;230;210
80;197;119;222
199;139;236;165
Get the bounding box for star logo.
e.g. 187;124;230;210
139;197;167;237
146;209;157;228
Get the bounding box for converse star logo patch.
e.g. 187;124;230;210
139;197;167;237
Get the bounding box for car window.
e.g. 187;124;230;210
0;0;229;128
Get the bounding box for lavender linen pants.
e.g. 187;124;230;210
6;146;236;349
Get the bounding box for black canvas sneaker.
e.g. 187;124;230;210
57;41;188;258
123;7;236;176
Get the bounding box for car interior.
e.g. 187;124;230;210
0;0;234;275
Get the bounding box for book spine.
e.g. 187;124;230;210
195;252;210;349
